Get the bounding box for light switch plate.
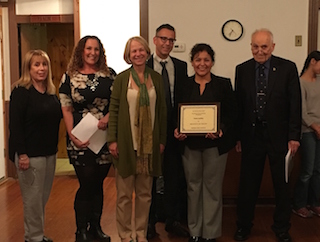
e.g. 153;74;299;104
295;35;302;46
172;42;186;52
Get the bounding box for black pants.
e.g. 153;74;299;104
149;132;187;225
236;124;291;234
73;163;111;229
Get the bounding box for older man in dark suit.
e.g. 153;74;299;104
146;23;189;239
234;29;301;242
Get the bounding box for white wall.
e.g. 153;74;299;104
79;0;140;74
16;0;73;15
149;0;309;85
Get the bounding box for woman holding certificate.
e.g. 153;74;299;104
174;43;237;242
107;36;167;242
59;36;116;242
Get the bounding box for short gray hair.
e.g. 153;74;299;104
251;28;274;43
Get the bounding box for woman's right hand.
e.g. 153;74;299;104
174;128;187;141
314;124;320;140
18;154;30;170
109;142;119;159
71;135;90;149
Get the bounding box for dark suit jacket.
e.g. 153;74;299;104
235;55;301;152
147;55;188;129
177;73;237;155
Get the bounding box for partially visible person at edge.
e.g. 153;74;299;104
146;23;189;240
9;49;62;242
59;35;116;242
174;43;237;242
292;50;320;218
107;36;167;242
234;29;301;242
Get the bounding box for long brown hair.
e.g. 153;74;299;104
12;49;55;95
67;35;109;76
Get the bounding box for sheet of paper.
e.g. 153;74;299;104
285;149;293;183
71;112;99;142
88;129;108;154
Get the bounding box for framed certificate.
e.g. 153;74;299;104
178;103;220;135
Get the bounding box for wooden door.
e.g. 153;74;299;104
19;23;74;158
46;23;74;158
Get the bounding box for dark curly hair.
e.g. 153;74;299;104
67;35;109;76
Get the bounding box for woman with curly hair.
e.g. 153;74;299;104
59;35;116;242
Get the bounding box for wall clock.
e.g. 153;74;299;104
222;20;244;41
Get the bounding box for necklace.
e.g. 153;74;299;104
86;73;99;91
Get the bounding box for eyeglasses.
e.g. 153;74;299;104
156;36;176;44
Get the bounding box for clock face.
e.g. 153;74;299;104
222;20;243;41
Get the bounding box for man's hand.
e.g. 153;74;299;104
235;141;242;152
288;140;300;156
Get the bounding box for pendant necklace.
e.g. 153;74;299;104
87;73;99;91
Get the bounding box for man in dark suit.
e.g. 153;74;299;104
146;23;189;239
234;29;301;242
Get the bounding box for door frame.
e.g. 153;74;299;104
308;0;320;52
5;0;73;178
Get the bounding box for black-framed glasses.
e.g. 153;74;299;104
156;36;176;44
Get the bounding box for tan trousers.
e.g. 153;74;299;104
115;169;153;242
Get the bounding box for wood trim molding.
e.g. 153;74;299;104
73;0;80;43
140;0;148;42
0;2;8;7
8;0;18;86
7;0;19;178
15;14;73;24
308;0;319;53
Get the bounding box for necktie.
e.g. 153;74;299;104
160;61;172;107
256;64;267;120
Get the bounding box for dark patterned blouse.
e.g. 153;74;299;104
59;68;116;166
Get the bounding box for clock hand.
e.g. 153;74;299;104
229;29;235;36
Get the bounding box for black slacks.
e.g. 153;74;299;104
149;129;187;225
236;124;291;233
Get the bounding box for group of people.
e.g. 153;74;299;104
8;23;320;242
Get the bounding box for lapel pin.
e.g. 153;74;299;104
273;67;276;71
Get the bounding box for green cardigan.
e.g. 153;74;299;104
107;66;167;178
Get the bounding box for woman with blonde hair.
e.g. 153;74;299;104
107;36;167;242
9;49;62;242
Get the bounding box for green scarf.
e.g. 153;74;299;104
131;67;153;175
